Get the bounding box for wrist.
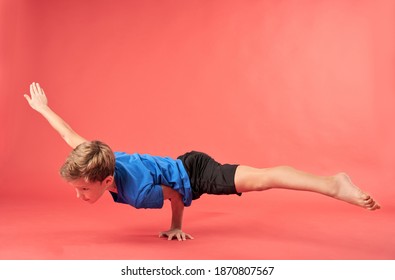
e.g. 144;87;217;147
36;105;51;114
170;224;182;230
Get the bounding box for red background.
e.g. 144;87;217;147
1;0;394;259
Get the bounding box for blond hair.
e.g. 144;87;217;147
60;140;115;182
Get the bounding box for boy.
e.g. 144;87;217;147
24;82;380;241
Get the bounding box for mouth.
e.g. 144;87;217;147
85;199;96;204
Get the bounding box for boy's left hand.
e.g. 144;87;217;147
159;229;194;241
24;82;48;113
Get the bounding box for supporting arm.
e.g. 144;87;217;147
159;185;194;241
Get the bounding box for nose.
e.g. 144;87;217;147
76;189;83;199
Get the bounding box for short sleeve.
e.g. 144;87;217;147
135;184;164;209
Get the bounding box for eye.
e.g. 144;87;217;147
82;188;89;191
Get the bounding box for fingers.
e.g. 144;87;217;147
29;82;38;98
185;233;194;240
169;232;182;241
36;82;44;95
159;231;177;240
30;83;34;95
23;94;31;103
29;82;44;95
159;230;194;241
25;83;36;104
172;233;179;241
177;232;189;241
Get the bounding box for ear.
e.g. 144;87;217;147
102;175;114;187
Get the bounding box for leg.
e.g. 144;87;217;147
234;165;380;210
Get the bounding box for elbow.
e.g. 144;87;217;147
61;134;76;149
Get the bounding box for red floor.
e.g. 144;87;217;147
2;0;394;262
1;189;393;260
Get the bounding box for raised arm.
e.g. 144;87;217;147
159;186;194;241
24;82;87;149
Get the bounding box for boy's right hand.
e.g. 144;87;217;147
24;82;48;112
159;228;194;241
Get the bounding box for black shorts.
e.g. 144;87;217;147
177;151;241;200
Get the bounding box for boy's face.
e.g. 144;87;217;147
70;176;113;204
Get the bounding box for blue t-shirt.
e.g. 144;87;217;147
110;152;192;209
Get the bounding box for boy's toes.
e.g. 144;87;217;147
364;197;373;206
361;193;370;201
367;202;380;211
366;200;376;209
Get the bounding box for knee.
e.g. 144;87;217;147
267;165;296;186
254;165;295;179
248;168;275;191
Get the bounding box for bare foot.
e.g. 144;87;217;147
332;173;380;210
